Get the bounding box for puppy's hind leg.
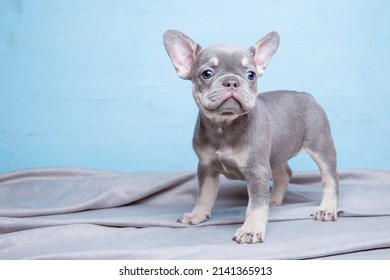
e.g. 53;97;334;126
307;145;339;221
270;163;292;207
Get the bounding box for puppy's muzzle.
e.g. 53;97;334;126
216;76;245;114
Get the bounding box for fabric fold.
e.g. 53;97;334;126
0;168;389;259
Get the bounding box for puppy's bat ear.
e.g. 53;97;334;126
249;31;280;77
163;30;201;79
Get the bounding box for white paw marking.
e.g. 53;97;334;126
312;197;338;221
311;209;337;221
177;212;210;225
232;227;265;244
232;206;268;244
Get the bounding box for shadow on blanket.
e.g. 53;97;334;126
0;168;389;259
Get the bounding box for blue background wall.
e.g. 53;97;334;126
1;0;389;174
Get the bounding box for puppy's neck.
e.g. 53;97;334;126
198;110;251;136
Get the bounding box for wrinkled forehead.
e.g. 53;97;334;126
197;44;255;70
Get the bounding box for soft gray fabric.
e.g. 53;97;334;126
0;168;389;259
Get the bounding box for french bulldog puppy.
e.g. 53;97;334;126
163;30;338;244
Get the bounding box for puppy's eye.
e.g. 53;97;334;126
246;71;256;81
201;70;214;80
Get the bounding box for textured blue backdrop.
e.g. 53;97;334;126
1;0;389;173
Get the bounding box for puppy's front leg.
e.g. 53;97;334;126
178;164;220;225
233;168;271;244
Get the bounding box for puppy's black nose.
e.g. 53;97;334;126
223;79;240;90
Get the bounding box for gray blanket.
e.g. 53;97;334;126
0;168;389;259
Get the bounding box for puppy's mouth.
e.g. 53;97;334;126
216;97;243;115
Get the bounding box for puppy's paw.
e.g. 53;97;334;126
232;227;265;244
311;209;337;221
270;201;281;208
177;212;210;225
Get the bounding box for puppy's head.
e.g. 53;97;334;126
163;30;279;120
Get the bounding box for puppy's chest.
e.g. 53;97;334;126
197;145;250;180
